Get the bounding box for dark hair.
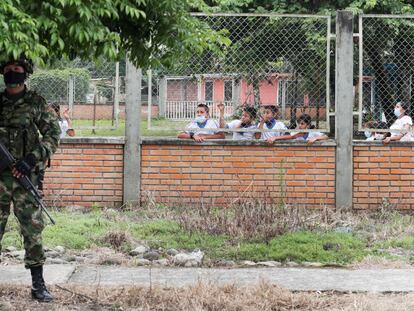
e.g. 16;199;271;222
197;103;209;114
49;103;61;120
264;105;278;115
377;121;388;129
243;106;257;120
297;114;315;129
398;102;410;113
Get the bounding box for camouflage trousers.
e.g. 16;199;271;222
0;169;45;269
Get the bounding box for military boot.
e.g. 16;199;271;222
30;265;53;302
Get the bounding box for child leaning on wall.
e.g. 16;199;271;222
255;105;287;141
49;103;75;138
266;113;328;145
217;103;257;140
364;120;388;141
177;103;225;142
382;102;413;144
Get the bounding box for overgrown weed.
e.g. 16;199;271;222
1;283;414;311
177;198;321;241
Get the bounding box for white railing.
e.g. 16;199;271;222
166;101;235;121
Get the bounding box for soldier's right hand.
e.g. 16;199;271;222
12;166;24;178
14;153;36;176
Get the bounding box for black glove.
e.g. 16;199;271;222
15;153;36;175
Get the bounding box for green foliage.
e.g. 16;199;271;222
209;0;414;15
6;208;414;266
378;236;414;250
0;0;228;69
29;68;90;102
233;231;368;264
0;211;368;265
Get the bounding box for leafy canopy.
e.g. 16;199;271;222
207;0;414;14
0;0;228;68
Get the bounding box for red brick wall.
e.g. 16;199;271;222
43;140;124;208
42;139;414;210
141;141;336;207
354;143;414;209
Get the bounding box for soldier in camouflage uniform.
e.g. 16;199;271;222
0;57;60;302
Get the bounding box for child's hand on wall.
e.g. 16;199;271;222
266;136;277;144
63;108;71;120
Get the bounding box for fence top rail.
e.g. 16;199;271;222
60;137;125;144
191;12;331;19
361;14;414;18
174;127;329;133
141;137;336;146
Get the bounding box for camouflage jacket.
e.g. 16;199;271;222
0;88;61;164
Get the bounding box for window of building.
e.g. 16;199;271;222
205;80;213;102
224;80;233;101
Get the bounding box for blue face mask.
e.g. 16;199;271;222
394;108;401;118
364;131;372;138
265;118;276;129
195;115;207;124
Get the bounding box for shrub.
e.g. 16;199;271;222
29;68;90;103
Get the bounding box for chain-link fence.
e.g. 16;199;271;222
27;58;124;130
149;13;332;133
358;15;414;135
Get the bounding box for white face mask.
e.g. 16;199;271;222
374;133;384;140
364;131;372;138
195;115;207;124
394;108;401;118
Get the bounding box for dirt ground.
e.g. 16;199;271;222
1;283;414;311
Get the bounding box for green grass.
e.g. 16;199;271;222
233;232;367;264
375;236;414;250
1;210;370;265
72;118;187;137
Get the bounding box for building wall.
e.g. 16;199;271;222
59;104;159;120
259;77;278;105
166;79;198;101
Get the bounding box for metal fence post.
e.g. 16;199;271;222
159;76;167;117
147;69;152;128
114;61;120;128
68;75;74;118
233;79;241;110
123;58;142;207
335;10;354;210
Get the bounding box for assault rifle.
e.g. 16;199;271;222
0;142;55;225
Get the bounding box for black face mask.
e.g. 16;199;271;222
4;71;26;87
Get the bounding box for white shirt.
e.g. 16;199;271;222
366;133;385;141
186;119;220;135
260;120;287;140
390;115;412;137
293;131;325;141
225;120;256;140
59;119;69;139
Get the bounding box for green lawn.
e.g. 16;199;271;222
0;208;379;265
3;205;413;266
72;118;187;137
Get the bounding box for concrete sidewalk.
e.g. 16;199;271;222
1;264;414;292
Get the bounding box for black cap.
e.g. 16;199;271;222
0;57;33;75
